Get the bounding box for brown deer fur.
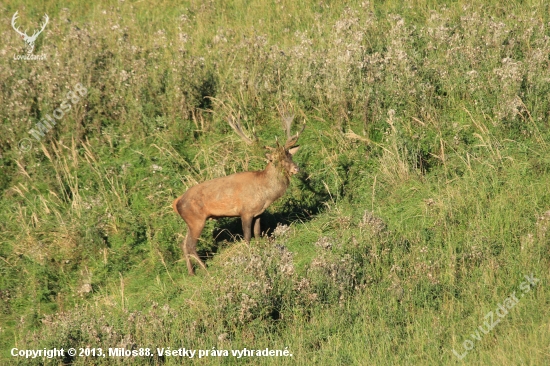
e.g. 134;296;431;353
173;144;301;275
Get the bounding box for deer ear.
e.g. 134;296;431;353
288;146;300;155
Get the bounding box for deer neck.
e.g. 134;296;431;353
262;162;291;196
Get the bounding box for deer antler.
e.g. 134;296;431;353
28;14;49;42
277;102;305;148
281;114;294;140
11;11;28;39
284;122;305;149
279;113;305;149
227;114;256;145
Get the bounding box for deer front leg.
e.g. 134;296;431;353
253;216;261;239
241;215;253;243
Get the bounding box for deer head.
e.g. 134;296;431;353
11;11;49;54
227;110;305;177
265;113;305;177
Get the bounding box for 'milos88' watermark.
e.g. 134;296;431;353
19;83;88;152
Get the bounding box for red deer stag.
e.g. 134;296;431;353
173;115;305;275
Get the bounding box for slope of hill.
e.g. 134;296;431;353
1;0;549;364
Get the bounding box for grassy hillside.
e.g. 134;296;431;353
1;0;549;364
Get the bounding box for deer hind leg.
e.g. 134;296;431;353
182;219;207;275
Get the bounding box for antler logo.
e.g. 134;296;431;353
11;11;49;54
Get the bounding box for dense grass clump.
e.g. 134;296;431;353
1;0;549;364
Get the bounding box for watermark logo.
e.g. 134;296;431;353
19;83;88;153
452;273;540;360
11;11;48;61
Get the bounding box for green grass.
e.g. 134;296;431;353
1;0;550;364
